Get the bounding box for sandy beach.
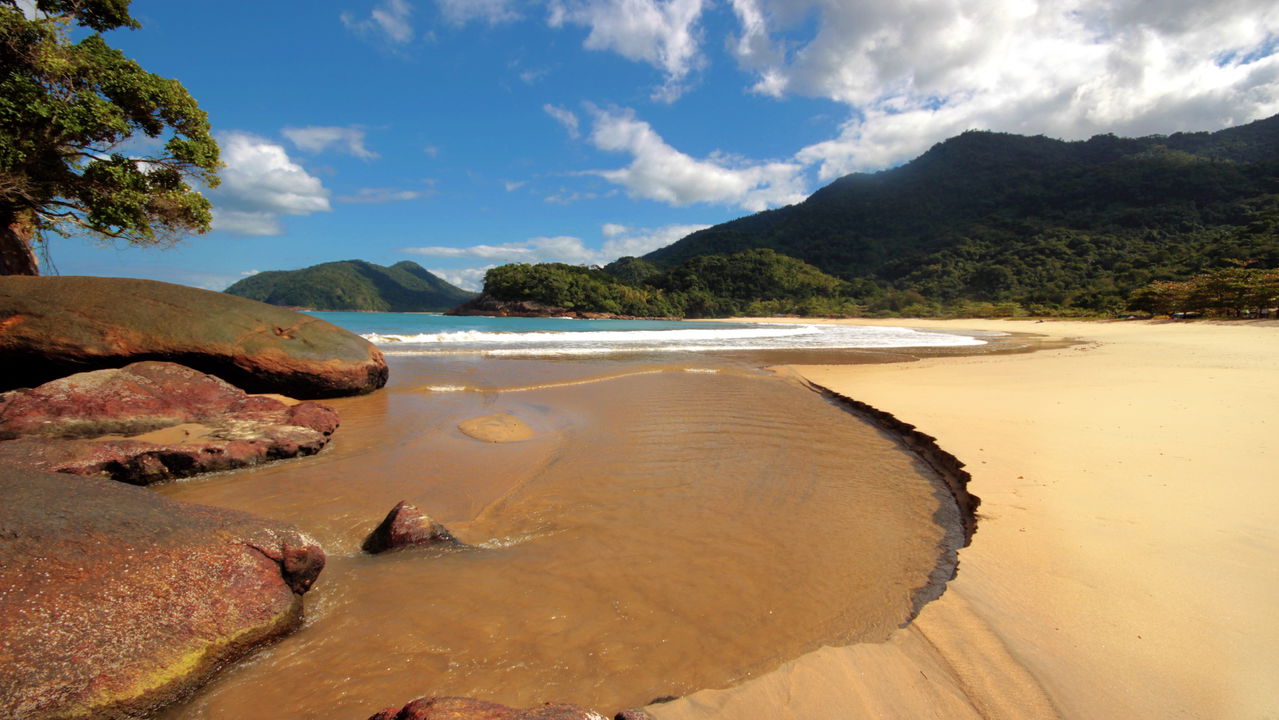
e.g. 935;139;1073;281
650;318;1279;720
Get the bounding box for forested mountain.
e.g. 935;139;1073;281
225;260;474;312
464;249;854;318
643;115;1279;312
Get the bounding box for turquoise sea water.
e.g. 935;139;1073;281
308;312;993;356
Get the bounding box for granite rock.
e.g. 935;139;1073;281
362;501;463;554
0;468;326;720
0;275;387;398
0;361;340;484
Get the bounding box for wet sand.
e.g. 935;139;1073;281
152;355;969;718
651;318;1279;720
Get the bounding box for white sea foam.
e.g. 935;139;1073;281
363;325;817;346
364;322;993;356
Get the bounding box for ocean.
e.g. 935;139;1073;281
308;312;993;355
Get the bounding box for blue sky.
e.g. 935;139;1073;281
46;0;1279;291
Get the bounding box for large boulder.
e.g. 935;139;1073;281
0;468;326;720
0;361;340;484
0;276;387;398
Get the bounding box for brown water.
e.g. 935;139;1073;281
154;353;963;719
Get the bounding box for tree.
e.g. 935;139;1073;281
0;0;219;274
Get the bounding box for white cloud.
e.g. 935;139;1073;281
728;0;1279;177
548;0;711;101
283;126;379;159
543;103;581;138
342;0;414;45
587;107;807;211
401;222;708;292
504;180;528;191
600;222;709;257
402;222;704;282
437;0;519;25
404;235;597;263
336;187;423;203
210;132;331;236
429;266;491;291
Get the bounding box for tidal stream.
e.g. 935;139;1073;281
154;352;966;719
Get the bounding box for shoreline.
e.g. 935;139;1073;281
650;318;1279;720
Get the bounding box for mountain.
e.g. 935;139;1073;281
225;260;475;312
642;115;1279;311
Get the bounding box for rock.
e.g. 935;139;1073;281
0;275;387;398
367;697;609;720
0;468;326;720
0;361;340;484
362;501;463;554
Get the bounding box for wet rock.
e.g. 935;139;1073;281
0;468;326;720
0;361;340;484
0;275;387;398
367;696;609;720
362;501;463;554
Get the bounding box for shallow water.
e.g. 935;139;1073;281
154;353;963;719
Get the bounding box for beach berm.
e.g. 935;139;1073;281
650;317;1279;720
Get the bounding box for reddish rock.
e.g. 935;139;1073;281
367;697;609;720
0;275;387;398
0;468;326;720
0;361;340;484
362;500;463;554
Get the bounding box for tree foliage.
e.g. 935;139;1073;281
1128;266;1279;317
481;249;860;319
0;0;219;273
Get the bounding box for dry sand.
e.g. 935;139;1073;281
650;318;1279;720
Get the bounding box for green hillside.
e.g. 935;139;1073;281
643;115;1279;313
467;249;863;318
225;260;475;312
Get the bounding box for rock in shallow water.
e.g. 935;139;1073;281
362;501;463;554
0;468;326;720
367;696;638;720
0;361;340;484
0;275;387;398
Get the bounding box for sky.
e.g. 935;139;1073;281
44;0;1279;291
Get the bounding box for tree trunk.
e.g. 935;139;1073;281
0;205;39;275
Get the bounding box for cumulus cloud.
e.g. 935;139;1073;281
210;132;331;236
437;0;519;25
342;0;414;45
587;107;807;211
548;0;710;100
283;126;379;159
726;0;1279;177
544;103;581;138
